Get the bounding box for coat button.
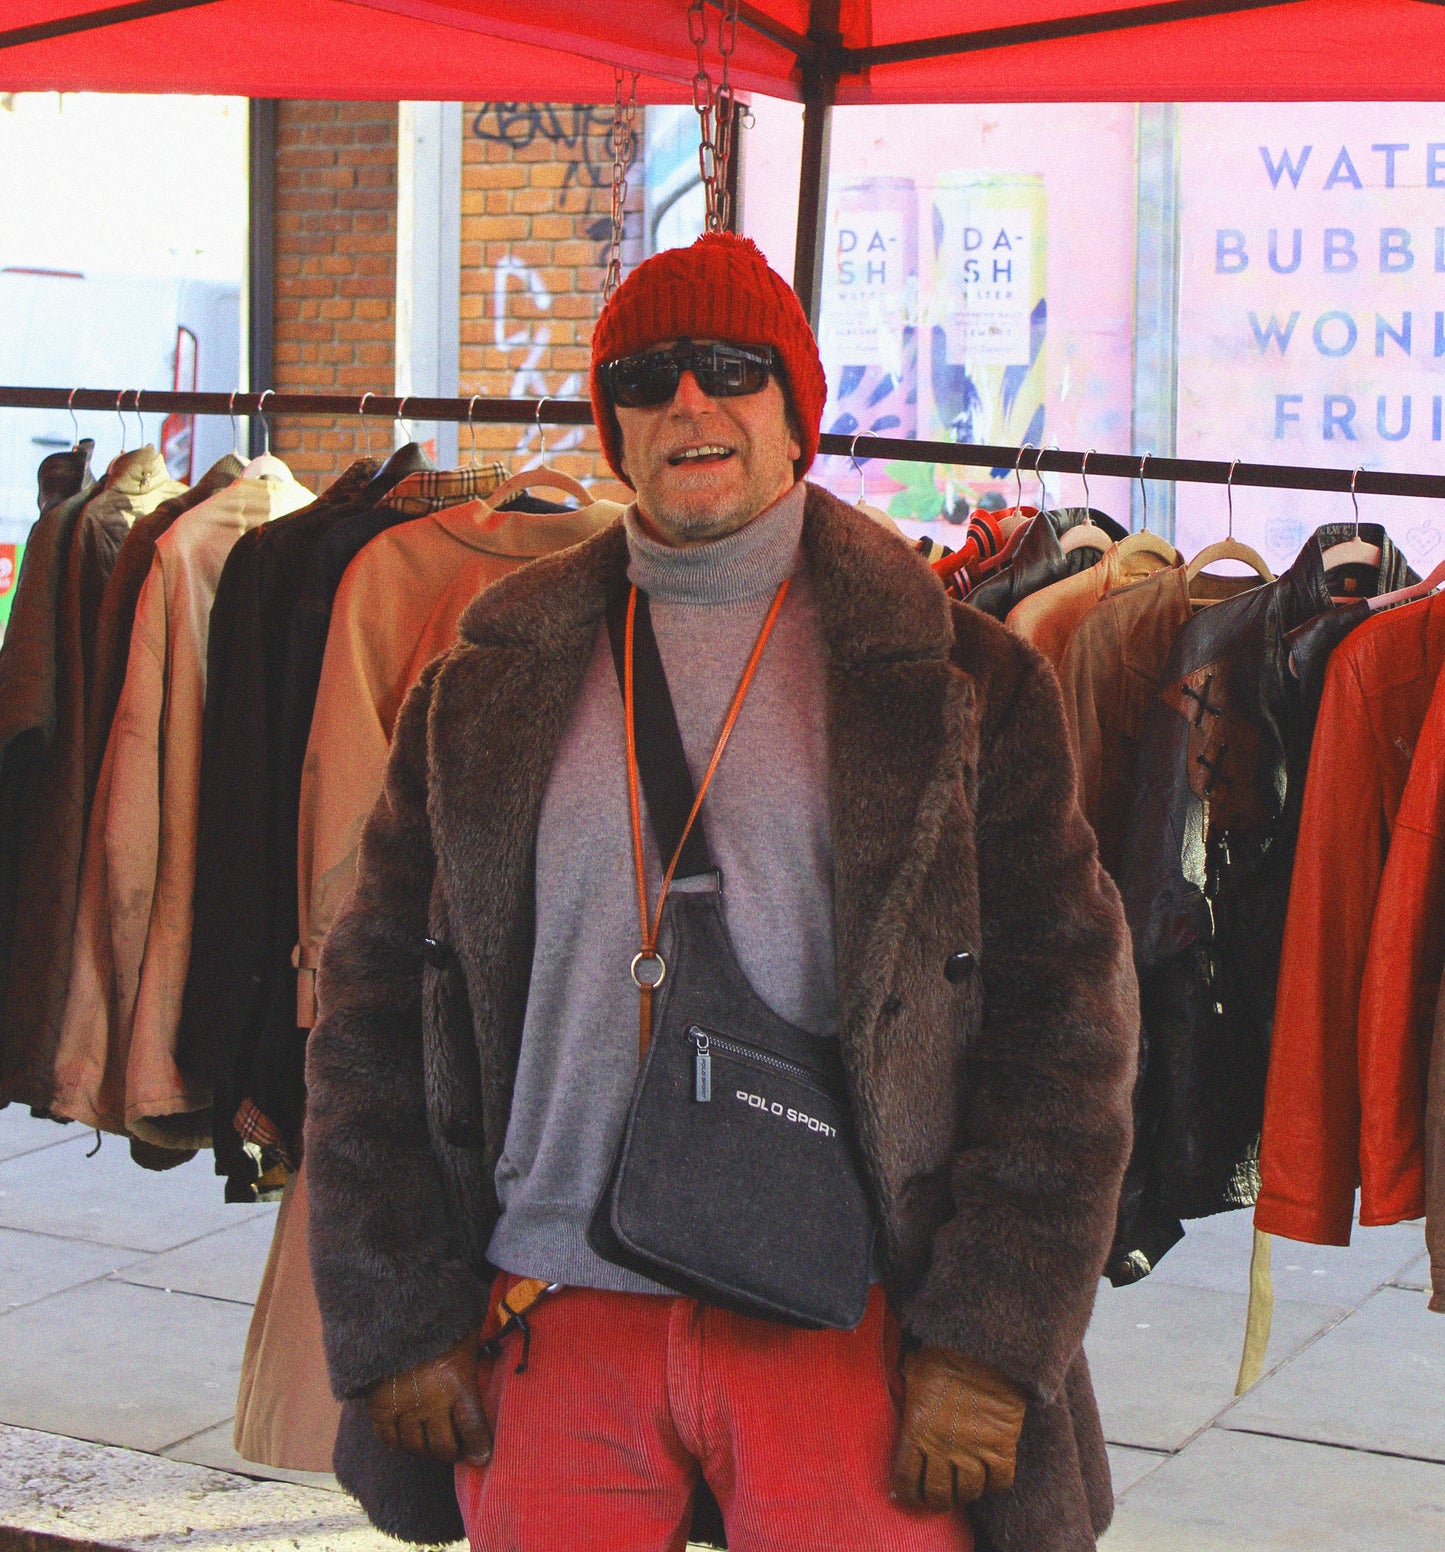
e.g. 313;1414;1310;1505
944;951;976;984
423;936;452;968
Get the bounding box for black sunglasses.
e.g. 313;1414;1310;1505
600;340;778;409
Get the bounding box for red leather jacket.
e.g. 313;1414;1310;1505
1257;591;1445;1245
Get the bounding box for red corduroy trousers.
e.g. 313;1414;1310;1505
454;1283;973;1552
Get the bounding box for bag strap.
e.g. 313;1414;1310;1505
605;584;713;879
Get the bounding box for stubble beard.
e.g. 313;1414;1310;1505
644;487;762;546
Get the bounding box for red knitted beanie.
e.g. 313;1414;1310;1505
590;232;827;486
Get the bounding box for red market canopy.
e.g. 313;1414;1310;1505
5;0;1445;104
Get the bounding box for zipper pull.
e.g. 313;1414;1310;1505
690;1026;711;1102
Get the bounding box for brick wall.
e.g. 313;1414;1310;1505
460;103;643;501
271;101;398;492
265;101;641;498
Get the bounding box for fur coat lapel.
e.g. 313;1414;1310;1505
436;485;973;1123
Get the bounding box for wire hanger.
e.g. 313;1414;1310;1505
1034;445;1054;513
1059;447;1115;554
66;386;81;450
241;389;293;482
227;391;245;460
357;392;377;460
1320;466;1383;574
131;390;147;451
395;395;416;447
482;396;590;509
1002;442;1041;522
1117;451;1178;566
464;394;482;470
115;390;129;454
1186;458;1274;593
849;431;901;532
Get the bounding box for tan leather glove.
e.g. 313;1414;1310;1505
365;1329;492;1466
891;1346;1027;1510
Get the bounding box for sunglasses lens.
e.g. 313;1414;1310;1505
606;354;681;409
603;344;774;407
695;347;772;397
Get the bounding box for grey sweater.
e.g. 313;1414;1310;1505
485;482;840;1292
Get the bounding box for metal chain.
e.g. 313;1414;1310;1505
604;67;640;302
689;0;741;232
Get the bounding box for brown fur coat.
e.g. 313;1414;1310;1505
305;482;1139;1549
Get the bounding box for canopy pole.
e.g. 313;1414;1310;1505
792;0;842;327
247;100;277;459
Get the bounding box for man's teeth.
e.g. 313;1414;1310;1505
671;445;733;463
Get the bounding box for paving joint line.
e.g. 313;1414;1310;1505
1216;1423;1445;1468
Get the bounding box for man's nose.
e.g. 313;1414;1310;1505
670;369;715;415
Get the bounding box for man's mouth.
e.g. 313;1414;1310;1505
667;444;735;467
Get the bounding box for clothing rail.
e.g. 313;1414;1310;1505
8;385;1445;501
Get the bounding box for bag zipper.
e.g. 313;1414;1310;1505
687;1024;831;1104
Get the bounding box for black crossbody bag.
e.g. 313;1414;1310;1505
586;584;875;1331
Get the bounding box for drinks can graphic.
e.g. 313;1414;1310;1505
818;177;918;501
928;174;1047;495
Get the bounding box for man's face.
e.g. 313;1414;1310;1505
613;338;802;547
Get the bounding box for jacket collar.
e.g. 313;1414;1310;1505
1289;521;1416;618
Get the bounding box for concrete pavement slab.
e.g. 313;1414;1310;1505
161;1420;341;1492
0;1226;146;1313
1392;1250;1432;1292
1224;1285;1445;1461
1085;1279;1345;1450
0;1279;250;1453
1148;1205;1427;1306
113;1212;277;1305
0;1109;83;1162
0;1132;268;1253
1106;1444;1168;1497
0;1423;418;1551
1097;1426;1445;1550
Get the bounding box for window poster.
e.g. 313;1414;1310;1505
1178;103;1445;575
742;102;1137;531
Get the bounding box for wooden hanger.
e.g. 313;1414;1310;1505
1186;461;1274;598
1059;450;1115;553
1320;467;1382;573
1060;521;1115;554
480;398;590;509
482;467;591;508
1120;451;1182;567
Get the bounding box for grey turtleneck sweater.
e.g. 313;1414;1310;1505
486;481;840;1293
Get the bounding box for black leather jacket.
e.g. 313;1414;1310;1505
966;507;1126;619
1108;522;1415;1283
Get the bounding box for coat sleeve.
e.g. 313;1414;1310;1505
304;657;491;1401
901;635;1138;1403
295;555;398;1030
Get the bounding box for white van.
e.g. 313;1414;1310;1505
0;268;241;631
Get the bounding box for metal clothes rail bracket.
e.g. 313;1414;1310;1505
8;385;1445;501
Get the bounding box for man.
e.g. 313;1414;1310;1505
306;233;1137;1552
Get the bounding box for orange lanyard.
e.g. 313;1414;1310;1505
624;575;792;1056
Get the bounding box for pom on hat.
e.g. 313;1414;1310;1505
590;232;827;486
